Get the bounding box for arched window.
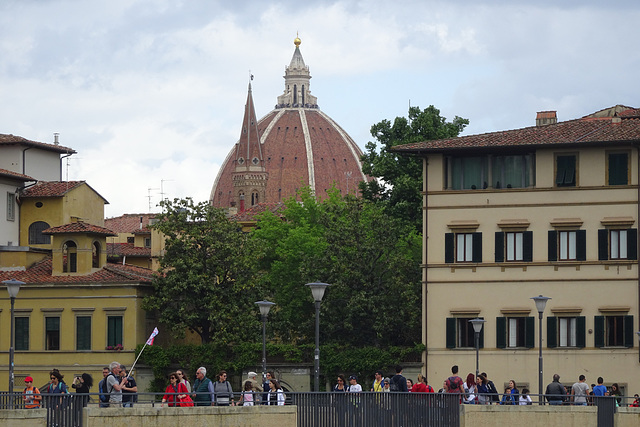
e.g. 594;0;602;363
92;241;101;268
28;221;51;244
251;191;259;206
293;84;297;105
302;85;305;106
62;241;77;273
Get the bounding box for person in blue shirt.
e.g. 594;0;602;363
592;377;608;397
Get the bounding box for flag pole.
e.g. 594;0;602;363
130;327;158;377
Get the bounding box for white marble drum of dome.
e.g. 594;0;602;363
210;36;369;211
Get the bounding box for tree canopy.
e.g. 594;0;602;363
253;188;422;348
360;105;469;227
143;198;263;344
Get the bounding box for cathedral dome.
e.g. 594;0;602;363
210;37;368;210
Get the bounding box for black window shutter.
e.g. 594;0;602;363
479;327;485;349
523;231;533;262
445;233;454;264
548;230;557;261
525;316;535;348
594;316;604;348
627;228;637;260
472;232;482;263
576;316;586;348
546;316;557;348
495;232;504;263
576;230;587;261
624;315;634;348
496;317;506;349
446;318;456;349
597;229;608;261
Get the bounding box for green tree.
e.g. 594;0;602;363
143;198;263;344
360;105;469;227
253;188;421;348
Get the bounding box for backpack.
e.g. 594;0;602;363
389;378;399;392
99;375;114;403
425;384;434;393
445;376;462;393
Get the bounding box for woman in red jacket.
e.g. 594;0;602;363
161;372;188;407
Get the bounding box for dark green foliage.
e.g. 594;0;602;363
360;105;469;228
142;198;264;344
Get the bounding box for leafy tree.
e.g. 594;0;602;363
143;198;263;344
253;188;421;348
360;105;469;227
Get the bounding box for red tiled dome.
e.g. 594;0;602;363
210;38;369;208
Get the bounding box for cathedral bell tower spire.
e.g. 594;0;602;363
276;35;318;109
232;80;267;211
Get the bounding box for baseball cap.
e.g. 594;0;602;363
348;375;357;381
25;376;34;382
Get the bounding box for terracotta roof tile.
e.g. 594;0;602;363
0;258;154;284
105;214;156;233
0;133;76;154
42;222;116;236
393;106;640;154
106;243;151;257
0;168;35;181
20;181;109;204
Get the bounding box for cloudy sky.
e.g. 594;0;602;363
1;0;639;218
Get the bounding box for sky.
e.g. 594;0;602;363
1;0;639;218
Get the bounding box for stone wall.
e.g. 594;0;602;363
0;408;47;427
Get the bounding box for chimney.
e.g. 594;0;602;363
239;194;245;213
536;111;557;127
139;216;143;230
54;133;60;145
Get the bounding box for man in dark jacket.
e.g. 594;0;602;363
390;365;409;392
192;367;214;406
545;374;566;405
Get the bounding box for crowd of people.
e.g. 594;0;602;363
20;362;640;409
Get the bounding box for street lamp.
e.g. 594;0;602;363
255;300;275;380
469;318;485;378
306;282;330;392
531;295;551;405
3;279;24;408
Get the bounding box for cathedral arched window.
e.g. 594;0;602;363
251;191;259;206
28;221;51;244
62;240;77;273
302;85;305;106
293;84;297;105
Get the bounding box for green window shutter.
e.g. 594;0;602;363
548;230;557;261
594;316;605;348
76;316;92;351
446;318;456;349
576;316;586;348
495;232;504;262
445;233;454;263
523;231;533;262
479;318;485;349
627;229;637;260
472;232;482;263
547;316;557;348
525;316;535;348
107;316;123;347
15;317;29;351
598;229;608;260
624;315;634;348
608;153;628;185
496;317;506;349
576;230;587;261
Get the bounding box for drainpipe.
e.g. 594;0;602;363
423;156;429;373
22;147;32;175
637;146;640;363
60;150;74;181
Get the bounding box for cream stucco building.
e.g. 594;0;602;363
395;105;640;397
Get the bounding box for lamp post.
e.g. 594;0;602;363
3;279;24;408
469;318;485;378
306;282;330;392
255;300;275;380
531;295;551;405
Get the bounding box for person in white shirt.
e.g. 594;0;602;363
519;388;533;405
347;375;362;393
267;379;285;406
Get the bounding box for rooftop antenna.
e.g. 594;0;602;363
160;179;174;211
147;187;160;212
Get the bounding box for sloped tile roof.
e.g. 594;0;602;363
0;168;35;181
105;214;156;233
20;180;109;204
42;222;116;236
232;202;286;222
0;133;76;154
106;243;151;257
393;106;640;154
0;257;154;284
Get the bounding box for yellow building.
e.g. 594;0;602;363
394;105;640;397
105;214;156;269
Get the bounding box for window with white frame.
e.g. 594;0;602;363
559;230;576;260
547;315;585;348
456;233;473;262
598;228;637;261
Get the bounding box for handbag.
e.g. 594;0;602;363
179;395;194;407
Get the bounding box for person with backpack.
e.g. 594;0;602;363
481;372;500;404
23;376;41;409
411;374;434;393
98;367;110;407
390;365;409;392
445;365;465;401
212;370;235;406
